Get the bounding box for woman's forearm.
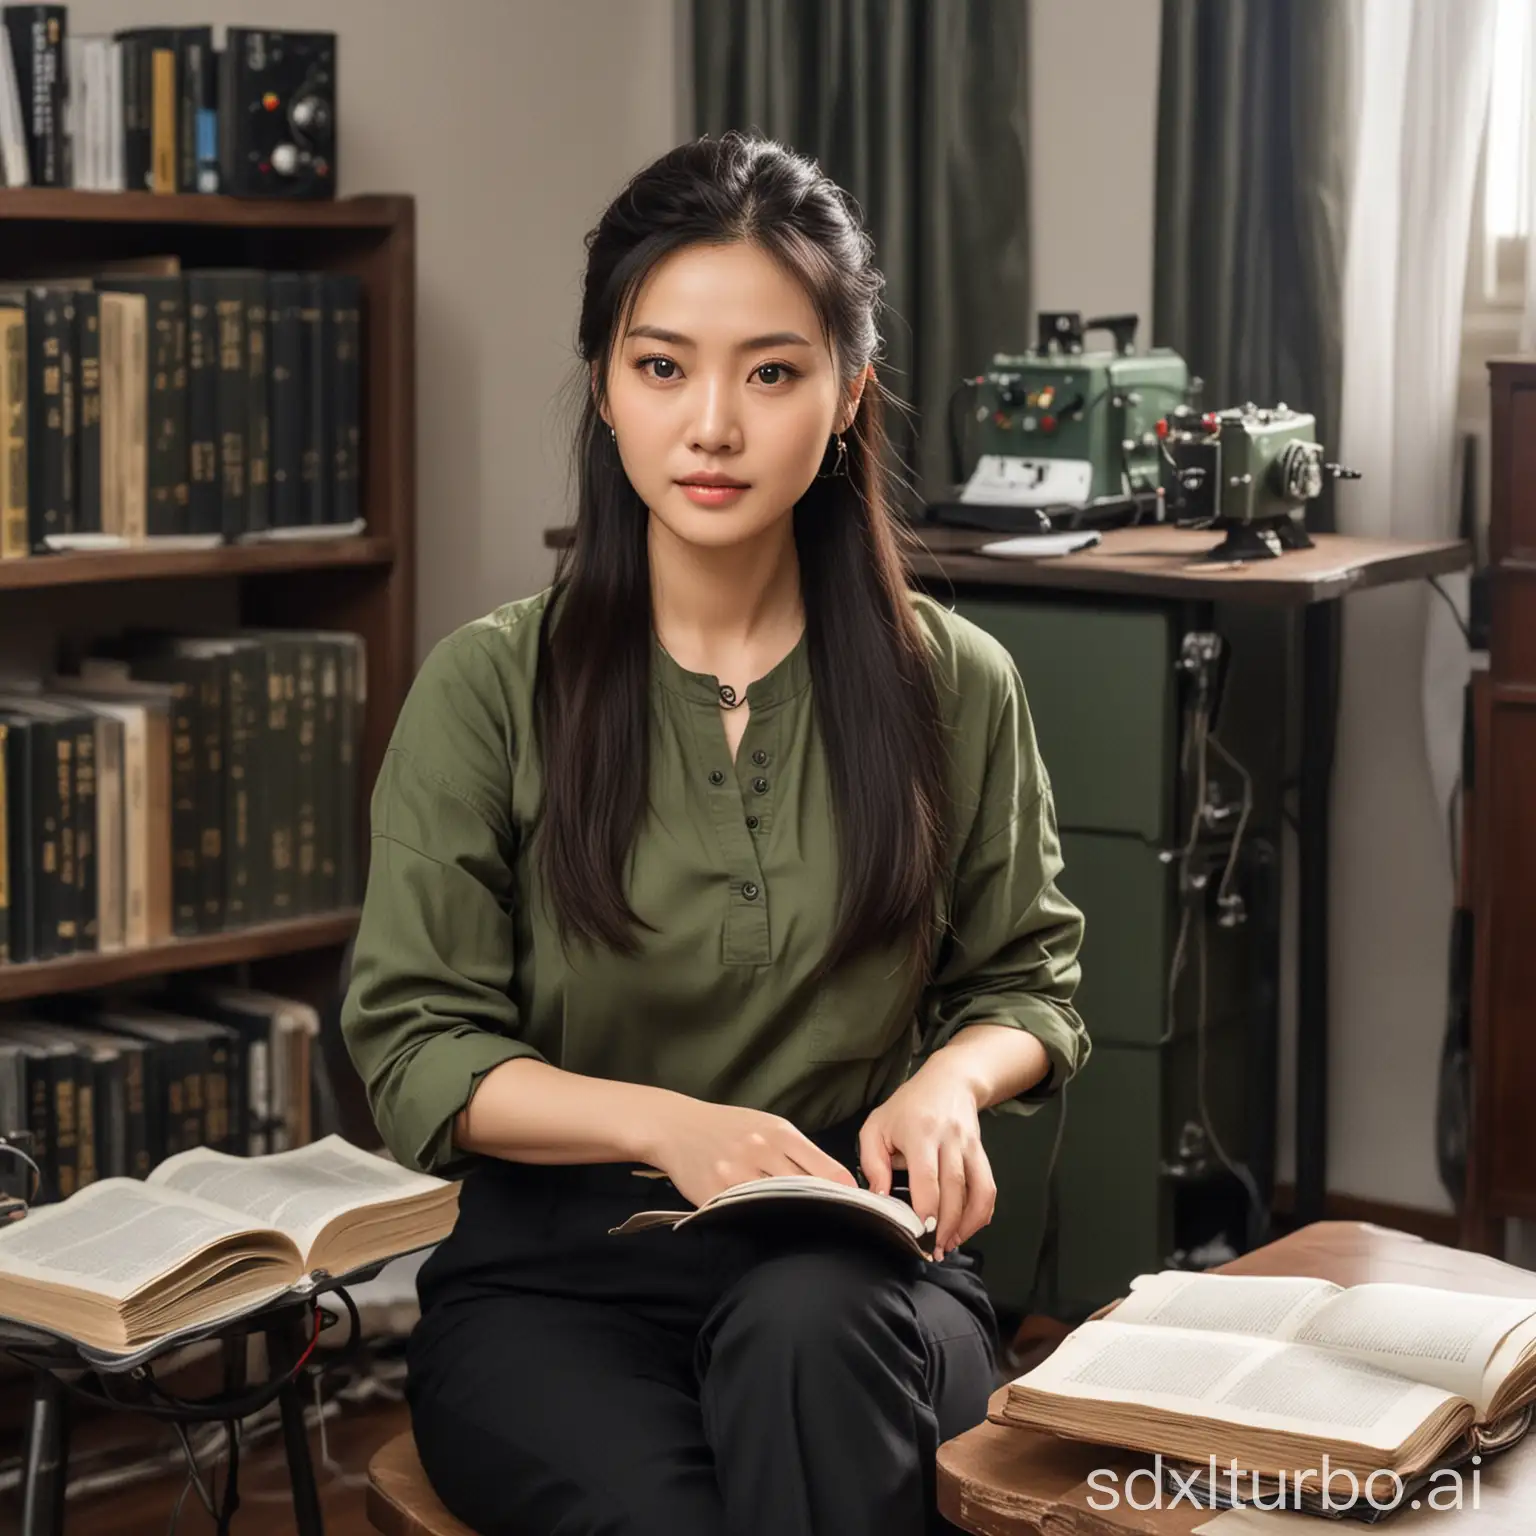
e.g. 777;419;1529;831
452;1056;682;1165
922;1022;1052;1110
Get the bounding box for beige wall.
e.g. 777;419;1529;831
66;0;686;655
1030;0;1160;342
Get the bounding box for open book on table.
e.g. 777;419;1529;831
610;1173;938;1260
0;1135;458;1357
995;1269;1536;1491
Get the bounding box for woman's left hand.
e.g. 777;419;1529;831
857;1056;996;1263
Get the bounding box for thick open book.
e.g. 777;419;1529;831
995;1270;1536;1490
0;1135;457;1356
610;1173;938;1260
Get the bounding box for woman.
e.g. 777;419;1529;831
341;131;1089;1536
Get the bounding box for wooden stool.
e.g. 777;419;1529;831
367;1432;479;1536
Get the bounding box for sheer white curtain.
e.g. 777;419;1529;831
1522;0;1536;349
1329;0;1497;1203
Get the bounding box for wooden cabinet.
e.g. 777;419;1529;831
1467;360;1536;1244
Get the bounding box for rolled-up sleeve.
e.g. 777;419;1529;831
341;635;546;1175
918;649;1089;1115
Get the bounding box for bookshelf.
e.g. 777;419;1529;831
0;190;415;1142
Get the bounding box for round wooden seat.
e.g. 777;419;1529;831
367;1431;479;1536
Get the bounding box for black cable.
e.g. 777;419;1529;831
1428;575;1472;644
3;1290;360;1428
0;1137;42;1205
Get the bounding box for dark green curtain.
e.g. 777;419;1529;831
1153;0;1355;530
691;0;1031;512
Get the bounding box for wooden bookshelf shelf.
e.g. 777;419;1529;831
0;911;361;1005
0;535;395;590
0;187;412;230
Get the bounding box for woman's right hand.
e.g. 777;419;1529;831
642;1095;859;1207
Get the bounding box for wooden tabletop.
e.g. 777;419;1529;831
906;526;1469;607
936;1221;1536;1534
543;523;1468;609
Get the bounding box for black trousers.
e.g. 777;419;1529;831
405;1114;1000;1536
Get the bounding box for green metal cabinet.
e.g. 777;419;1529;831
953;592;1275;1322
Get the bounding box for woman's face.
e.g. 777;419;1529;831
600;240;863;551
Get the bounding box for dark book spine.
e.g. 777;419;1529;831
5;7;67;186
75;1055;98;1187
268;273;304;528
245;273;270;534
27;721;58;958
74;292;101;533
20;1056;52;1200
3;721;34;962
161;670;200;936
224;647;260;928
1;310;26;560
49;720;76;957
300;274;329;525
51;1049;78;1200
73;720;97;952
138;1038;168;1166
325;275;361;526
174;29;213;193
186;276;220;536
57;288;75;532
155;284;188;534
214;275;247;539
26;290;65;548
119;1045;149;1178
196;654;225;933
94;1051;126;1180
225;1030;248;1157
265;639;297;920
203;1032;233;1152
336;641;360;906
118;34;152;192
0;722;8;963
181;1038;206;1150
314;642;339;911
293;640;319;914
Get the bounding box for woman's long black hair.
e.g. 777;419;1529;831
535;131;949;981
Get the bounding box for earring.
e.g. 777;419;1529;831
609;425;617;444
816;432;847;479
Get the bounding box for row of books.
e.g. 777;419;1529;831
0;266;363;556
0;985;321;1204
0;11;261;194
0;626;366;965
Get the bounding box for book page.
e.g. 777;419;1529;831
147;1135;447;1259
0;1179;284;1300
704;1175;929;1240
1287;1283;1536;1414
1112;1271;1342;1340
1017;1319;1457;1452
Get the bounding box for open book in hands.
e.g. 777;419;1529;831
609;1172;939;1260
995;1269;1536;1491
0;1135;458;1357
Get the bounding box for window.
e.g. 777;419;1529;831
1458;0;1531;549
1477;0;1531;306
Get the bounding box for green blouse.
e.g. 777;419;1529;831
341;586;1090;1177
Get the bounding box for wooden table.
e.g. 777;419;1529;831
937;1220;1535;1533
905;524;1467;607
